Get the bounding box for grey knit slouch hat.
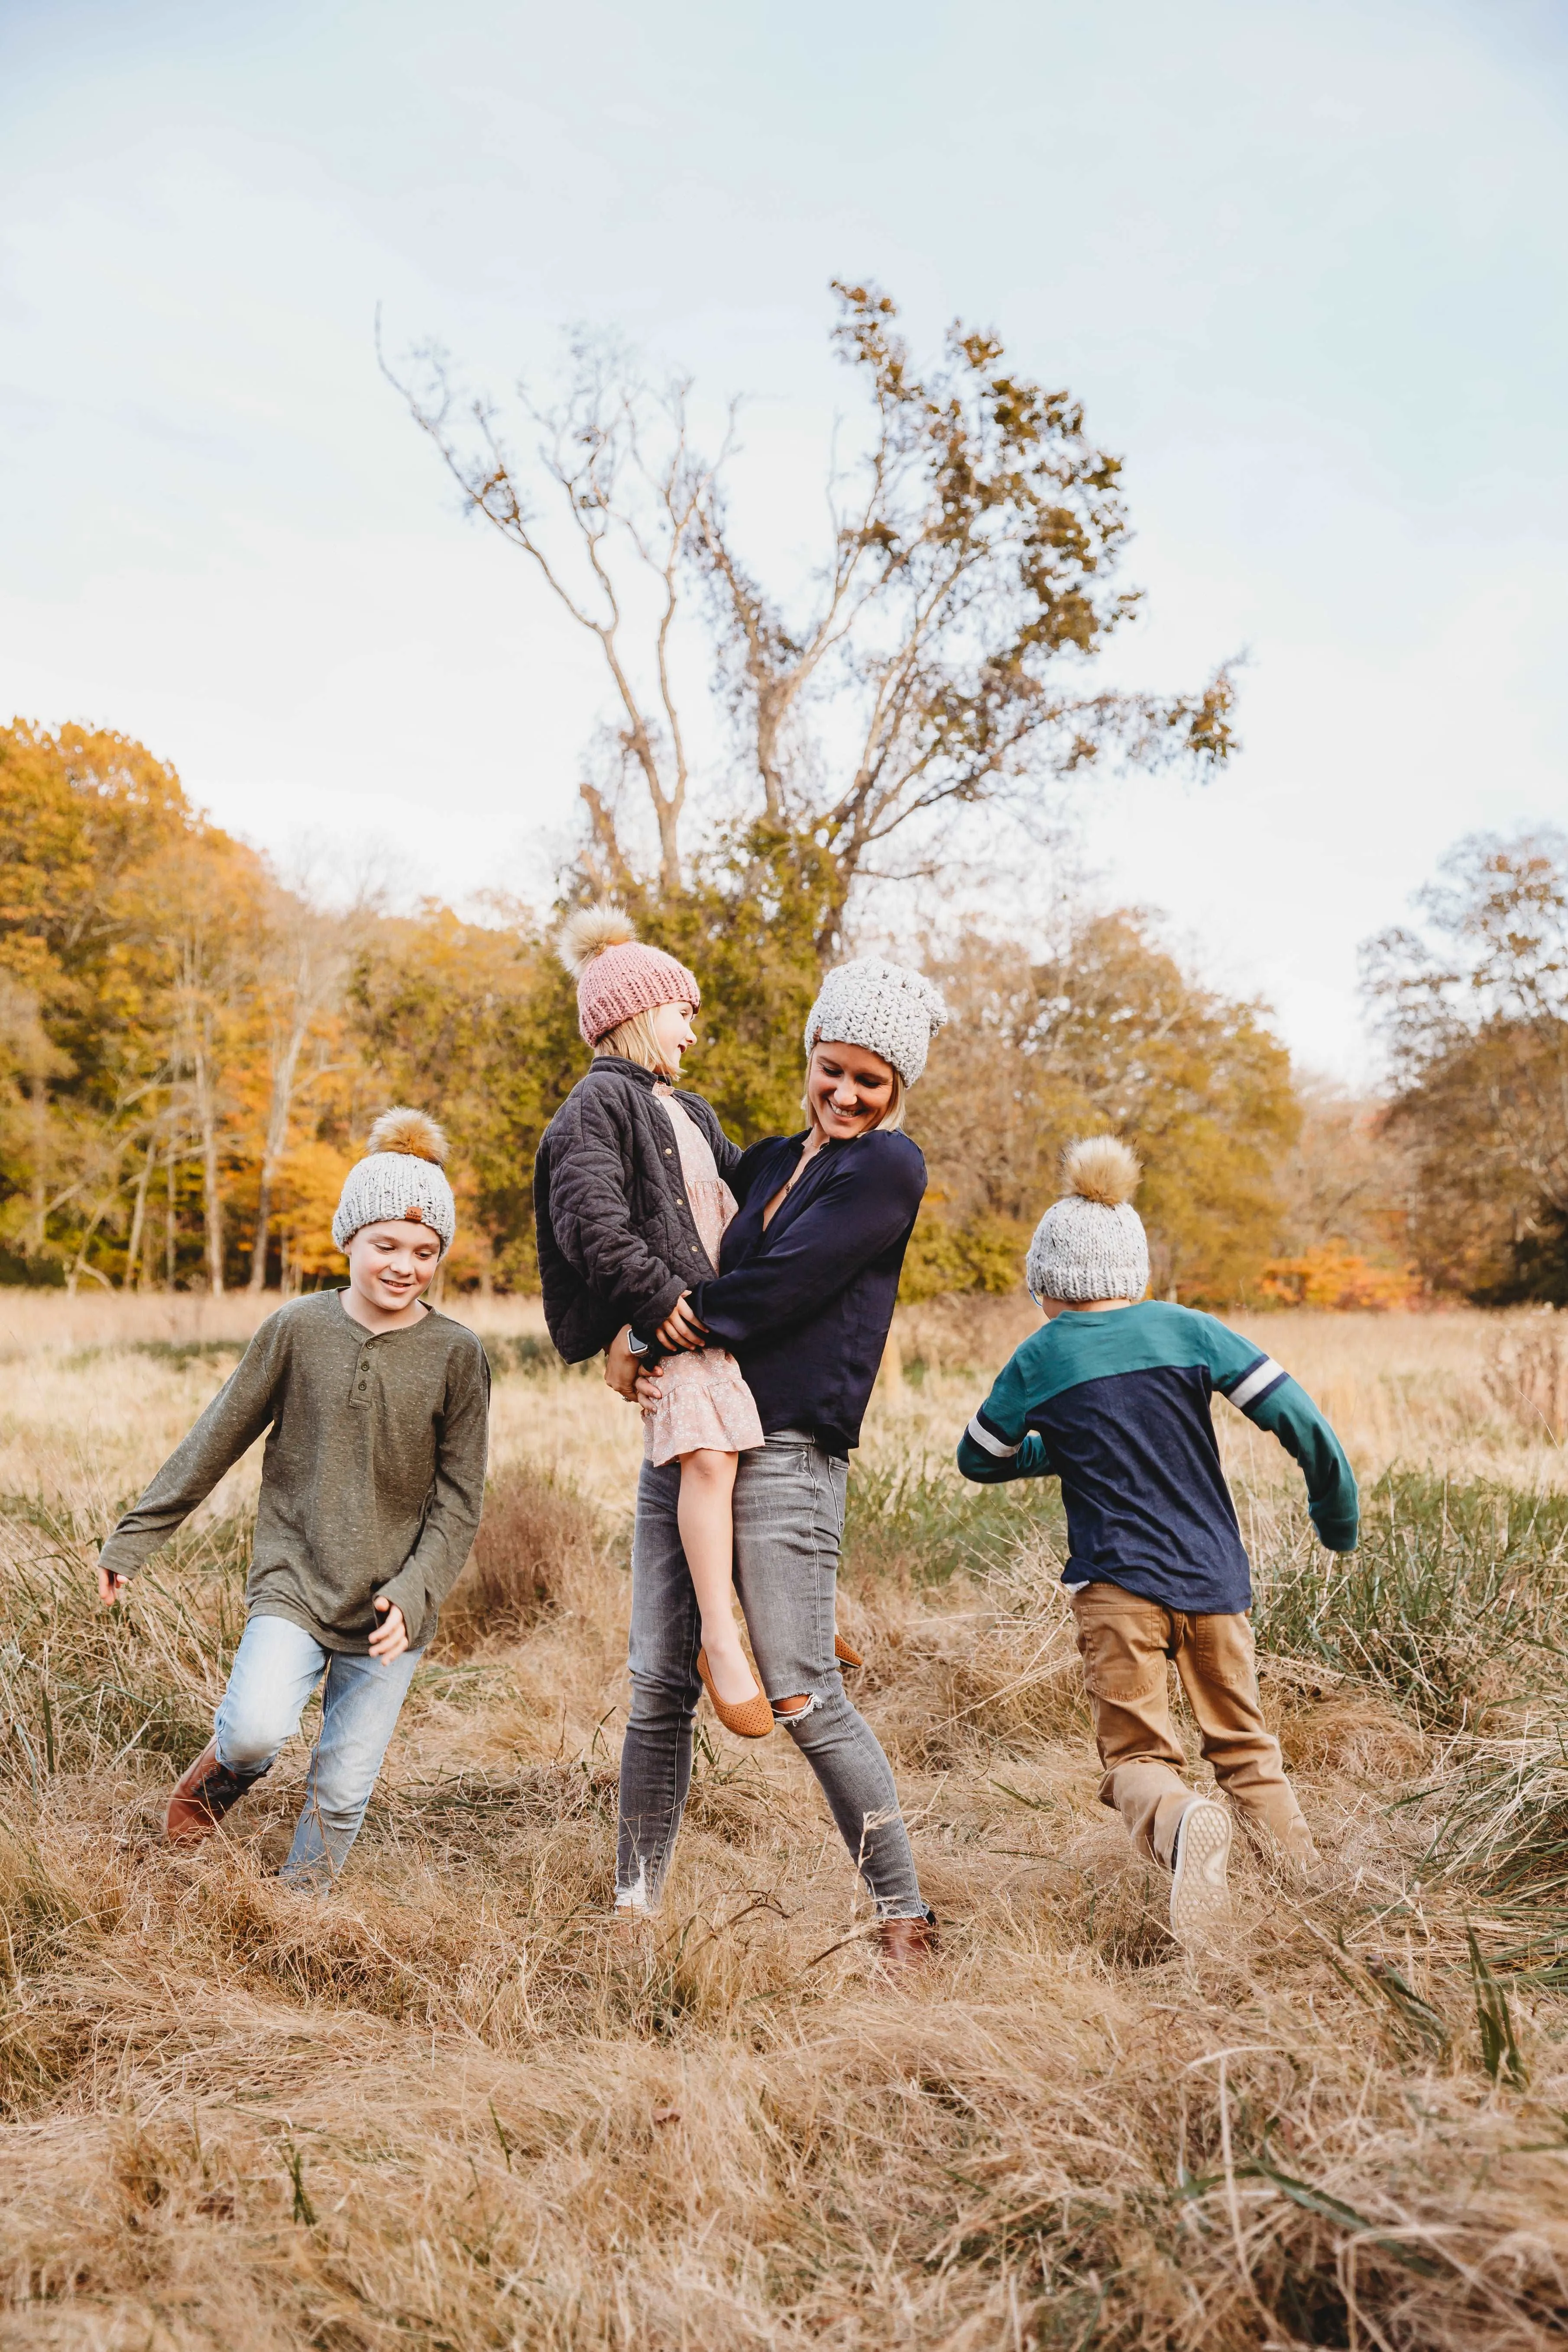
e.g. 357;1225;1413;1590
1026;1137;1149;1305
332;1108;457;1257
804;956;949;1086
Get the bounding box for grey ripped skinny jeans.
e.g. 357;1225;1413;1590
616;1429;930;1920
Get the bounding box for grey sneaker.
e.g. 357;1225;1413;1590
1169;1797;1233;1945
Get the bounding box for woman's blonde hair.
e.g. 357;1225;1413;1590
803;1050;905;1132
596;1008;681;1081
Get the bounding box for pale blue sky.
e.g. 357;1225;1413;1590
3;0;1565;1073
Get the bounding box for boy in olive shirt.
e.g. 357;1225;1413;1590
98;1109;489;1886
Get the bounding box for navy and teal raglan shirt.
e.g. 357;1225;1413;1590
956;1301;1358;1613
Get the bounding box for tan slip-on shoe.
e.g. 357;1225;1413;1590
1168;1796;1233;1946
164;1740;258;1844
696;1648;774;1739
833;1632;864;1668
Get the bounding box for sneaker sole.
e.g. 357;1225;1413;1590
1170;1801;1233;1945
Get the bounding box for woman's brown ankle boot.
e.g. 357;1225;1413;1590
877;1914;940;1969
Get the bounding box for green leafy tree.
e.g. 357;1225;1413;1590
346;904;582;1288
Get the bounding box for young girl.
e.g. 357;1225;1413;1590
534;909;783;1736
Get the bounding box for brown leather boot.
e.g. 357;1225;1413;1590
876;1913;940;1969
164;1740;259;1843
833;1632;865;1669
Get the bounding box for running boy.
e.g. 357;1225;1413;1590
97;1109;489;1887
957;1137;1357;1944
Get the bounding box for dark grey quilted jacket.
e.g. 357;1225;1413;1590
534;1056;744;1363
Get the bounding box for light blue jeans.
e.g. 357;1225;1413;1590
214;1612;422;1887
616;1430;929;1921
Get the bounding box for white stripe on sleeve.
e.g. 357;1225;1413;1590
1229;1357;1286;1411
966;1414;1022;1458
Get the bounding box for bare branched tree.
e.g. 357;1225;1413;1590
1362;831;1568;1296
385;327;730;897
385;283;1236;944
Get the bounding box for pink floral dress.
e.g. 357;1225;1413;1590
642;1094;765;1467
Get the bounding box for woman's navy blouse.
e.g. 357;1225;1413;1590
687;1127;926;1455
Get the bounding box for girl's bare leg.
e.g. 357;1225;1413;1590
677;1450;760;1706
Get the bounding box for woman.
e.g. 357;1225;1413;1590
604;956;949;1966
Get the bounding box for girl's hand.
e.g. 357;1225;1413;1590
656;1294;706;1351
369;1598;409;1660
97;1563;127;1607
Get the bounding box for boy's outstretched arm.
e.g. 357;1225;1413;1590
956;1350;1055;1486
96;1322;284;1600
1204;1323;1359;1551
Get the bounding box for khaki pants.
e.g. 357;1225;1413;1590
1069;1582;1312;1872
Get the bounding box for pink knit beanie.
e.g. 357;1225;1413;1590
558;907;700;1048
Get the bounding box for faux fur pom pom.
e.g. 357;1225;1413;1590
557;905;636;978
1061;1135;1141;1208
365;1106;450;1165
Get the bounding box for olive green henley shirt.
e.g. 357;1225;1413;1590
98;1291;490;1652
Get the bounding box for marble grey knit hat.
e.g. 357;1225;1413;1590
332;1108;456;1257
1026;1137;1150;1304
803;956;949;1086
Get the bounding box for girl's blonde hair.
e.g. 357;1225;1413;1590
596;1008;682;1081
803;1053;906;1132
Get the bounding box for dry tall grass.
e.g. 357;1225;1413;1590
3;1297;1568;2347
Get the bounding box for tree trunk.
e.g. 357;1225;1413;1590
193;1030;224;1295
27;1080;47;1256
249;1167;274;1295
165;1127;178;1289
125;1130;157;1291
249;1019;307;1292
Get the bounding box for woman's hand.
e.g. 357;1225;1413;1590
604;1326;642;1400
97;1562;127;1607
655;1294;706;1351
634;1367;664;1411
369;1597;409;1660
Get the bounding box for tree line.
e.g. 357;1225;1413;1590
7;713;1562;1307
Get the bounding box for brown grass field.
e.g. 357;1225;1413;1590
3;1293;1568;2348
